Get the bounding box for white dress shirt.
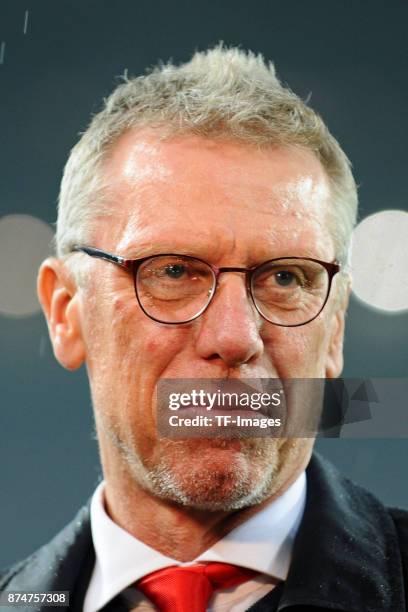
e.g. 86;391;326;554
83;472;306;612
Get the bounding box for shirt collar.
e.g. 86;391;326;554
84;472;306;612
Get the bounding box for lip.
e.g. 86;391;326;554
158;405;285;440
175;405;279;418
157;377;286;420
167;406;284;428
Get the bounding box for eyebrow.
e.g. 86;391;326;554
119;248;333;269
122;244;199;259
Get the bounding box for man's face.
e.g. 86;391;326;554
44;131;347;511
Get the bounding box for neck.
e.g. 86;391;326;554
101;445;309;561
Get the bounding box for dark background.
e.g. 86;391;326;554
1;0;407;569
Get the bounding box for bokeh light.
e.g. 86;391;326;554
0;214;54;317
350;210;408;313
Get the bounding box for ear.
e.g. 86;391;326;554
37;258;86;370
325;281;351;379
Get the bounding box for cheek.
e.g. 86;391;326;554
86;288;191;387
263;322;329;377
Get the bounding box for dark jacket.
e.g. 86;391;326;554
1;453;408;611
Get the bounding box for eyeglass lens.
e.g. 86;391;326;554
136;256;215;323
135;255;330;325
251;258;329;326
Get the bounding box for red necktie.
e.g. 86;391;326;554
136;562;257;612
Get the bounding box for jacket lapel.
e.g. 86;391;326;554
250;453;405;611
1;504;94;612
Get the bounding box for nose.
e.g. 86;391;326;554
194;273;264;368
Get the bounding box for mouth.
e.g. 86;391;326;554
176;404;274;418
156;377;286;439
159;405;284;441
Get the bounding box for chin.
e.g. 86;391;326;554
137;437;282;511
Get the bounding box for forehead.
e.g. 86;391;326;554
100;129;333;261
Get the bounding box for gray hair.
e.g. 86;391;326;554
57;45;358;267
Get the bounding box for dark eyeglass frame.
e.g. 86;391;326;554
71;245;340;327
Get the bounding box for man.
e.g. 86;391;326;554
1;46;407;611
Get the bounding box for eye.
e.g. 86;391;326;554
275;271;297;286
164;264;186;279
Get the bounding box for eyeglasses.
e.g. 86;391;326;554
71;246;340;327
